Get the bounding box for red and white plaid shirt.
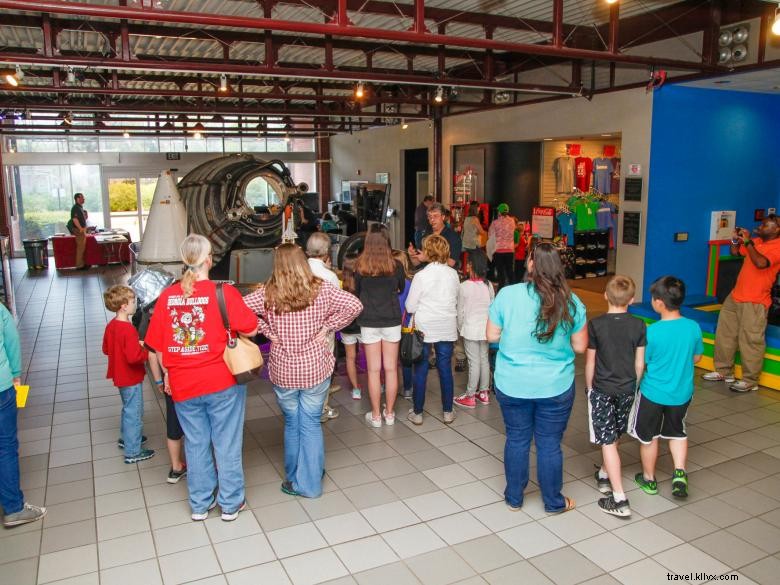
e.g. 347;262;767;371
243;282;362;389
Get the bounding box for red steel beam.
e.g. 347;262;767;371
411;0;428;35
608;2;619;54
552;0;563;49
0;0;719;72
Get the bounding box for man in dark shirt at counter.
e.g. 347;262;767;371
413;195;434;249
66;192;88;270
408;203;462;270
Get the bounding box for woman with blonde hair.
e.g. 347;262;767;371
405;234;460;425
244;244;361;497
145;234;259;522
355;227;406;427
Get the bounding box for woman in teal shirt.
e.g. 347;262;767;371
487;243;587;513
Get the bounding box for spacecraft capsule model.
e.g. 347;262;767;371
137;169;188;274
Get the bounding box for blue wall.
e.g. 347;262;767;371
644;85;780;299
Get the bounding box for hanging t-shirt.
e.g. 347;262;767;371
552;157;575;194
610;158;621;195
574;157;593;192
557;212;576;245
572;199;598;231
592;157;613;194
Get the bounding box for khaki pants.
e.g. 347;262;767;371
713;293;767;386
74;230;86;268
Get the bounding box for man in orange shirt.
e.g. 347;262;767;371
703;216;780;392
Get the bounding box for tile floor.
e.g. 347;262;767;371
3;262;780;585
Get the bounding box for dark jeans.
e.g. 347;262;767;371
493;252;515;289
0;387;24;514
496;383;575;512
513;260;526;284
413;341;454;415
402;364;412;392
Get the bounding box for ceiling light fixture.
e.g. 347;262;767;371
66;66;76;84
606;0;619;5
219;74;228;92
355;82;365;99
434;86;444;104
123;130;130;138
191;121;205;140
773;7;780;36
3;66;20;86
401;118;408;130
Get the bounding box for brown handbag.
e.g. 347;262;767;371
216;283;263;384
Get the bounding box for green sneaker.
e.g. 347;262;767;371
634;473;658;495
671;469;688;498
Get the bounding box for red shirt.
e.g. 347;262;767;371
243;282;362;389
732;237;780;309
103;319;148;387
145;280;259;402
574;157;593;192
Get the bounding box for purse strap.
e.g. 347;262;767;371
215;283;237;348
401;310;415;328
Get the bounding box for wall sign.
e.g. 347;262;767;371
622;212;641;245
166;152;181;160
627;163;642;176
624;177;643;202
709;210;736;241
531;206;555;239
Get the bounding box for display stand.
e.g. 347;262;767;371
572;229;609;279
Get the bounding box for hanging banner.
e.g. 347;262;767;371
532;206;555;239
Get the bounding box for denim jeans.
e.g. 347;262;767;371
274;378;329;498
118;383;144;456
402;365;412;392
0;387;24;514
413;341;454;415
496;383;575;512
175;385;247;514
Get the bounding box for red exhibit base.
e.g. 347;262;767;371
50;235;131;269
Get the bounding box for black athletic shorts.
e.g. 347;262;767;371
587;389;634;445
629;392;689;444
165;392;184;441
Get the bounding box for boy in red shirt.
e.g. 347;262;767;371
102;285;155;464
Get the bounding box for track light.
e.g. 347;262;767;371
219;74;228;92
3;66;22;86
401;118;408;130
66;66;76;84
123;130;130;138
773;7;780;36
284;132;291;143
355;82;365;99
191;121;205;140
434;86;444;104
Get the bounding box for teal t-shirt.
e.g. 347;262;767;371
489;283;586;398
640;317;703;406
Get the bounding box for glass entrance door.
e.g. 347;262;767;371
106;173;157;242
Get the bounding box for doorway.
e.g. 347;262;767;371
402;148;429;247
104;173;158;242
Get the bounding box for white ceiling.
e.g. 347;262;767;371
681;67;780;95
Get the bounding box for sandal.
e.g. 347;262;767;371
548;496;575;514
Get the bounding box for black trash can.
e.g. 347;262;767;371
22;239;49;270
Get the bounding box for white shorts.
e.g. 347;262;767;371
341;332;362;345
360;325;402;344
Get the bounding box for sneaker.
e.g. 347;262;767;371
402;388;413;399
167;466;187;484
221;501;247;522
365;411;382;428
382;407;395;426
702;371;736;384
124;448;155;464
634;473;658;495
3;503;46;527
671;469;688;498
351;388;362;400
117;435;147;450
281;480;301;496
454;394;476;409
442;410;455;424
598;494;631;517
475;390;490;405
730;381;758;393
191;498;217;521
454;358;466;372
505;501;522;512
321;406;339;423
407;409;423;425
328;383;341;395
594;469;612;494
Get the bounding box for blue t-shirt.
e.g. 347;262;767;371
489;283;586;398
640;317;703;406
557;213;576;245
592;158;613;194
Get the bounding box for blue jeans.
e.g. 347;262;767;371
274;378;329;498
413;341;454;415
0;387;23;514
402;365;412;392
496;384;575;512
175;385;247;514
119;383;144;457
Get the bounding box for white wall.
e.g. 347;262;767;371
330;121;432;247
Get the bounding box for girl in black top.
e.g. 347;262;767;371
340;254;363;400
355;227;406;427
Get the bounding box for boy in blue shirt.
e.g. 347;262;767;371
630;276;703;499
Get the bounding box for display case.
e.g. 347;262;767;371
572;229;609;279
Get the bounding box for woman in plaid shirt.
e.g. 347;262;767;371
244;244;362;498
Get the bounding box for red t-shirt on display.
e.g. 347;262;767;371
103;319;148;387
574;157;593;192
145;280;258;402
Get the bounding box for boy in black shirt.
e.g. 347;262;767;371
586;275;647;517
